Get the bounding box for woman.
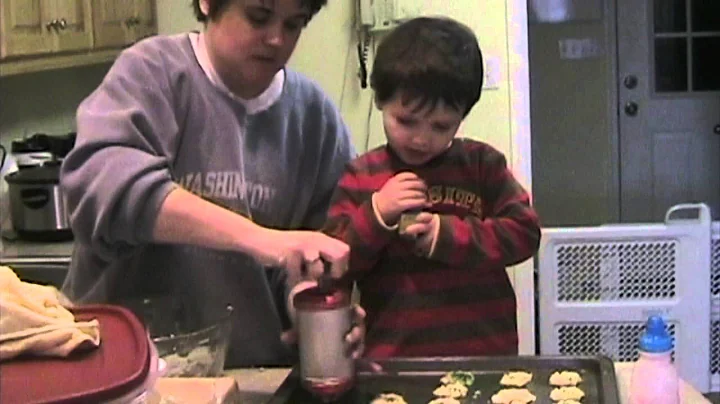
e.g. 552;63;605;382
60;0;363;367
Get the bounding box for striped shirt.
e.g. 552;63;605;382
324;138;541;358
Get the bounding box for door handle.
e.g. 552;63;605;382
714;124;720;135
624;101;639;116
624;75;638;89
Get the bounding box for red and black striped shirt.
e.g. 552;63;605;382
324;138;541;358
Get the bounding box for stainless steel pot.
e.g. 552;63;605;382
4;162;72;241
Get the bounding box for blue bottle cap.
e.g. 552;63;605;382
638;315;673;353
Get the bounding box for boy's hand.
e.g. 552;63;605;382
374;172;429;225
402;212;440;257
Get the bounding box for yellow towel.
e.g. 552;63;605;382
0;265;100;361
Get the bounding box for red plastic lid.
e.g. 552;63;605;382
293;286;351;311
0;304;150;404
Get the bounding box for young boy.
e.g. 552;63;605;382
324;17;541;358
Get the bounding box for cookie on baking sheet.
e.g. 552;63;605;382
500;371;533;387
427;398;460;404
432;382;468;399
371;392;408;404
550;386;585;401
490;388;536;404
549;370;582;387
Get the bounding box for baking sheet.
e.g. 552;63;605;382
268;355;620;403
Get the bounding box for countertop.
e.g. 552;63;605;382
0;233;73;264
221;363;712;404
0;236;73;287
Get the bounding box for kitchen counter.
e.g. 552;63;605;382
221;363;712;403
0;234;73;264
0;236;73;288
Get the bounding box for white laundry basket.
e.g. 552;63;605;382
538;203;712;393
710;221;720;392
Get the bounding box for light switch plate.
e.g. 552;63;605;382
483;56;501;90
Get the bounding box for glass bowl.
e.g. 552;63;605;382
121;297;233;378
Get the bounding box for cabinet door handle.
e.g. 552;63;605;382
57;18;67;30
46;19;58;31
125;16;141;27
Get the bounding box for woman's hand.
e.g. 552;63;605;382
254;230;350;287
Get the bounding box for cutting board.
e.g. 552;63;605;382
147;377;241;404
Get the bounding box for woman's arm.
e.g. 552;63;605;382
153;187;279;266
62;43;349;279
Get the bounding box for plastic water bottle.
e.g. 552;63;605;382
628;315;679;404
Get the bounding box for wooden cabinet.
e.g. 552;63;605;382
0;0;157;76
55;0;94;52
93;0;156;49
1;0;92;57
1;0;61;57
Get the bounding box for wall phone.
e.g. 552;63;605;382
358;0;395;32
356;0;419;88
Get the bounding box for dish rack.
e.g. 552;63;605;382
537;203;712;393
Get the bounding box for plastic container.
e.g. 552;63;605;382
0;305;151;404
108;340;167;404
628;315;680;404
293;284;355;402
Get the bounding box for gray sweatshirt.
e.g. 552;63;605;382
60;33;355;367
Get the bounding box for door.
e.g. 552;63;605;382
0;0;55;57
54;0;92;52
618;0;720;221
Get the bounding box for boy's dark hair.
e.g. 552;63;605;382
192;0;327;23
371;17;484;117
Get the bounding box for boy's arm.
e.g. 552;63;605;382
429;152;541;268
323;165;396;275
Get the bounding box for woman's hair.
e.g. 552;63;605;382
192;0;327;23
